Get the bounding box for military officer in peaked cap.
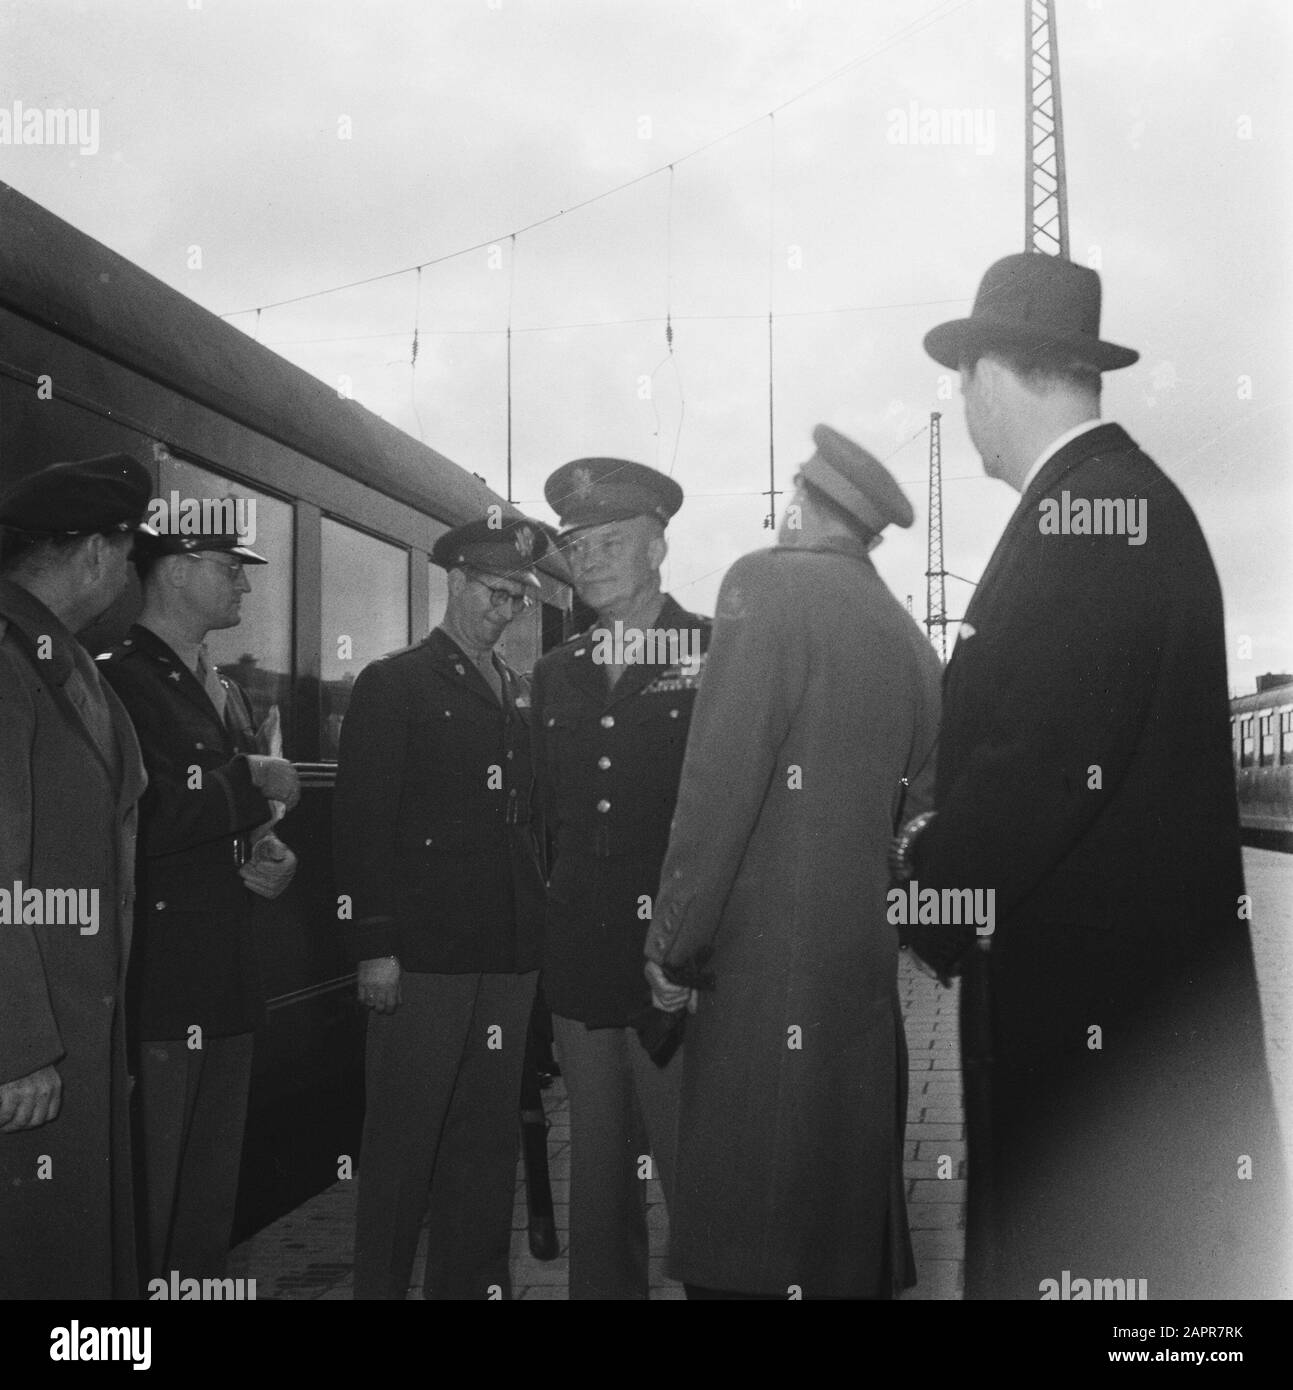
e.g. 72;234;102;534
98;521;300;1288
0;453;153;1298
643;425;941;1299
532;457;711;1299
334;515;549;1299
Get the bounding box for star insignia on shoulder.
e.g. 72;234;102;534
168;670;181;680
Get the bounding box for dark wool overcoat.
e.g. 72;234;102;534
909;423;1289;1299
645;541;943;1298
0;579;146;1299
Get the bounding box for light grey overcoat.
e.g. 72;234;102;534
646;538;942;1298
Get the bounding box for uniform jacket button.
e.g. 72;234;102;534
155;901;166;910
600;714;615;728
669;708;679;719
596;799;611;813
598;756;611;770
424;838;432;846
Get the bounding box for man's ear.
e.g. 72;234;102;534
975;354;1009;405
647;531;668;571
81;532;117;582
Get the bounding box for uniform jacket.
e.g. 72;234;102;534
0;579;146;1299
910;422;1288;1298
332;627;544;974
532;594;712;1027
99;624;272;1041
644;542;942;1298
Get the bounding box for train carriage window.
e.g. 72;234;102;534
159;457;294;749
321;519;410;760
428;559;448;635
1240;716;1254;768
1260;713;1275;765
1282;710;1293;763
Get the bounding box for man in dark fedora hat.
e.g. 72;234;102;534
531;458;711;1299
897;254;1287;1297
99;523;300;1288
0;453;153;1298
333;516;548;1299
644;426;942;1299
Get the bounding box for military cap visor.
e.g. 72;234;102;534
431;517;548;588
801;425;914;534
138;532;268;564
0;453;156;537
544;458;683;535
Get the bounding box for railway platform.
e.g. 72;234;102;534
228;949;966;1300
228;845;1292;1301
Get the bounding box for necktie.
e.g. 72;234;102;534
197;644;228;720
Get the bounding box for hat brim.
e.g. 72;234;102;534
923;318;1139;372
229;544;269;564
555;508;664;539
802;461;914;533
466;564;542;590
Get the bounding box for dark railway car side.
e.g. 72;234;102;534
1231;675;1293;849
0;182;572;1235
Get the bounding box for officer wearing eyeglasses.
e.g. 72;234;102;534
98;525;300;1289
333;516;549;1299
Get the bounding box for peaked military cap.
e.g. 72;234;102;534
544;458;683;534
924;254;1139;372
136;529;268;564
0;453;157;537
802;425;915;534
431;516;549;589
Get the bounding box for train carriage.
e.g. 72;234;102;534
1232;674;1293;848
0;181;573;1234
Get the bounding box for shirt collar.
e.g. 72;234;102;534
1019;418;1104;496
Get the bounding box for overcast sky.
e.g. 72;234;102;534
3;0;1289;689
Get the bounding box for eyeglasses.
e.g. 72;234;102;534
185;554;246;579
469;575;533;611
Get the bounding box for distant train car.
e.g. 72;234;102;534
1231;674;1293;846
0;182;573;1236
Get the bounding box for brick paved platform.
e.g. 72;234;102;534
230;950;964;1299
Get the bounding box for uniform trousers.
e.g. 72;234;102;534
136;1032;255;1282
354;968;537;1300
552;1013;683;1300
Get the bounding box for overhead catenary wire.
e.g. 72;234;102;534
217;0;976;323
256;295;970;348
764;113;777;531
409;264;426;443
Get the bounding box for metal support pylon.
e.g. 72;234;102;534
925;411;947;663
1025;0;1069;257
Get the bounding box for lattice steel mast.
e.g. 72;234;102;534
925;411;947;662
1025;0;1069;256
